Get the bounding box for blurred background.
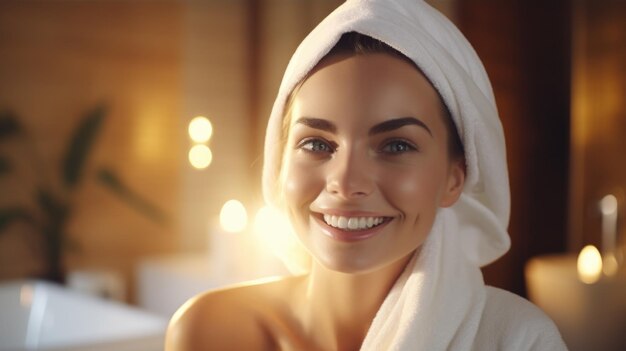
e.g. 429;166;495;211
0;0;624;348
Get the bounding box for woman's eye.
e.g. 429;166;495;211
298;138;334;153
380;140;417;154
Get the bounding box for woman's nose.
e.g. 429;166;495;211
325;149;374;199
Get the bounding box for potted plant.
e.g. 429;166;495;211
0;105;166;282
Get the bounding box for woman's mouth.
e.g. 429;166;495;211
322;214;387;231
316;213;393;242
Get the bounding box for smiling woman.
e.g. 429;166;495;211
165;1;568;350
280;49;465;274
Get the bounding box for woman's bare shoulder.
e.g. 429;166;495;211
165;276;303;351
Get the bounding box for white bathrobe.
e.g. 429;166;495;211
262;0;568;349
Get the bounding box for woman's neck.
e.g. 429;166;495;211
294;253;414;351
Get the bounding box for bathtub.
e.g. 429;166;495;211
0;280;167;351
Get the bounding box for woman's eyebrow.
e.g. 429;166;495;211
369;117;432;136
294;117;337;133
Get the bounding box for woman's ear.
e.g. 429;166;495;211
439;158;466;208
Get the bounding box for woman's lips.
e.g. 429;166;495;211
313;214;392;242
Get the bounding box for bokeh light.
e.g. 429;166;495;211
220;200;248;233
188;144;212;169
577;245;602;284
188;116;213;143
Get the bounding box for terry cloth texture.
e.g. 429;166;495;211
262;0;568;350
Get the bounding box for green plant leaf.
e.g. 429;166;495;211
96;168;168;225
62;105;107;188
0;110;22;141
36;187;68;221
0;207;33;233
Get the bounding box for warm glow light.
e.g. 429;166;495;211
253;206;292;256
220;200;248;233
188;116;213;143
577;245;603;284
253;206;309;272
188;145;212;169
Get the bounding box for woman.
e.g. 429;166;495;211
166;1;567;350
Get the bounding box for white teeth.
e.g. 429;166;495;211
322;215;387;231
347;217;359;230
338;216;348;228
358;217;366;228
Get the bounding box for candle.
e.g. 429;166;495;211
600;194;620;276
526;254;626;351
600;195;618;255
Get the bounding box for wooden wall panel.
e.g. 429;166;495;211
570;0;626;251
0;1;183;301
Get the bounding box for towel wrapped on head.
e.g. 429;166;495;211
262;0;568;349
264;0;509;268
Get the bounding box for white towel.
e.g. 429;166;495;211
262;0;566;349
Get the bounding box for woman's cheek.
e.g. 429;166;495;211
283;160;323;210
380;168;442;212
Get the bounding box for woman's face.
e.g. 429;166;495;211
281;53;465;274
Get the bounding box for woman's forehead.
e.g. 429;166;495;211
290;53;445;129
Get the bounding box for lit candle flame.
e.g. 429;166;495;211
577;245;603;284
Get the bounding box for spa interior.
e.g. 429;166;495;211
0;0;624;350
